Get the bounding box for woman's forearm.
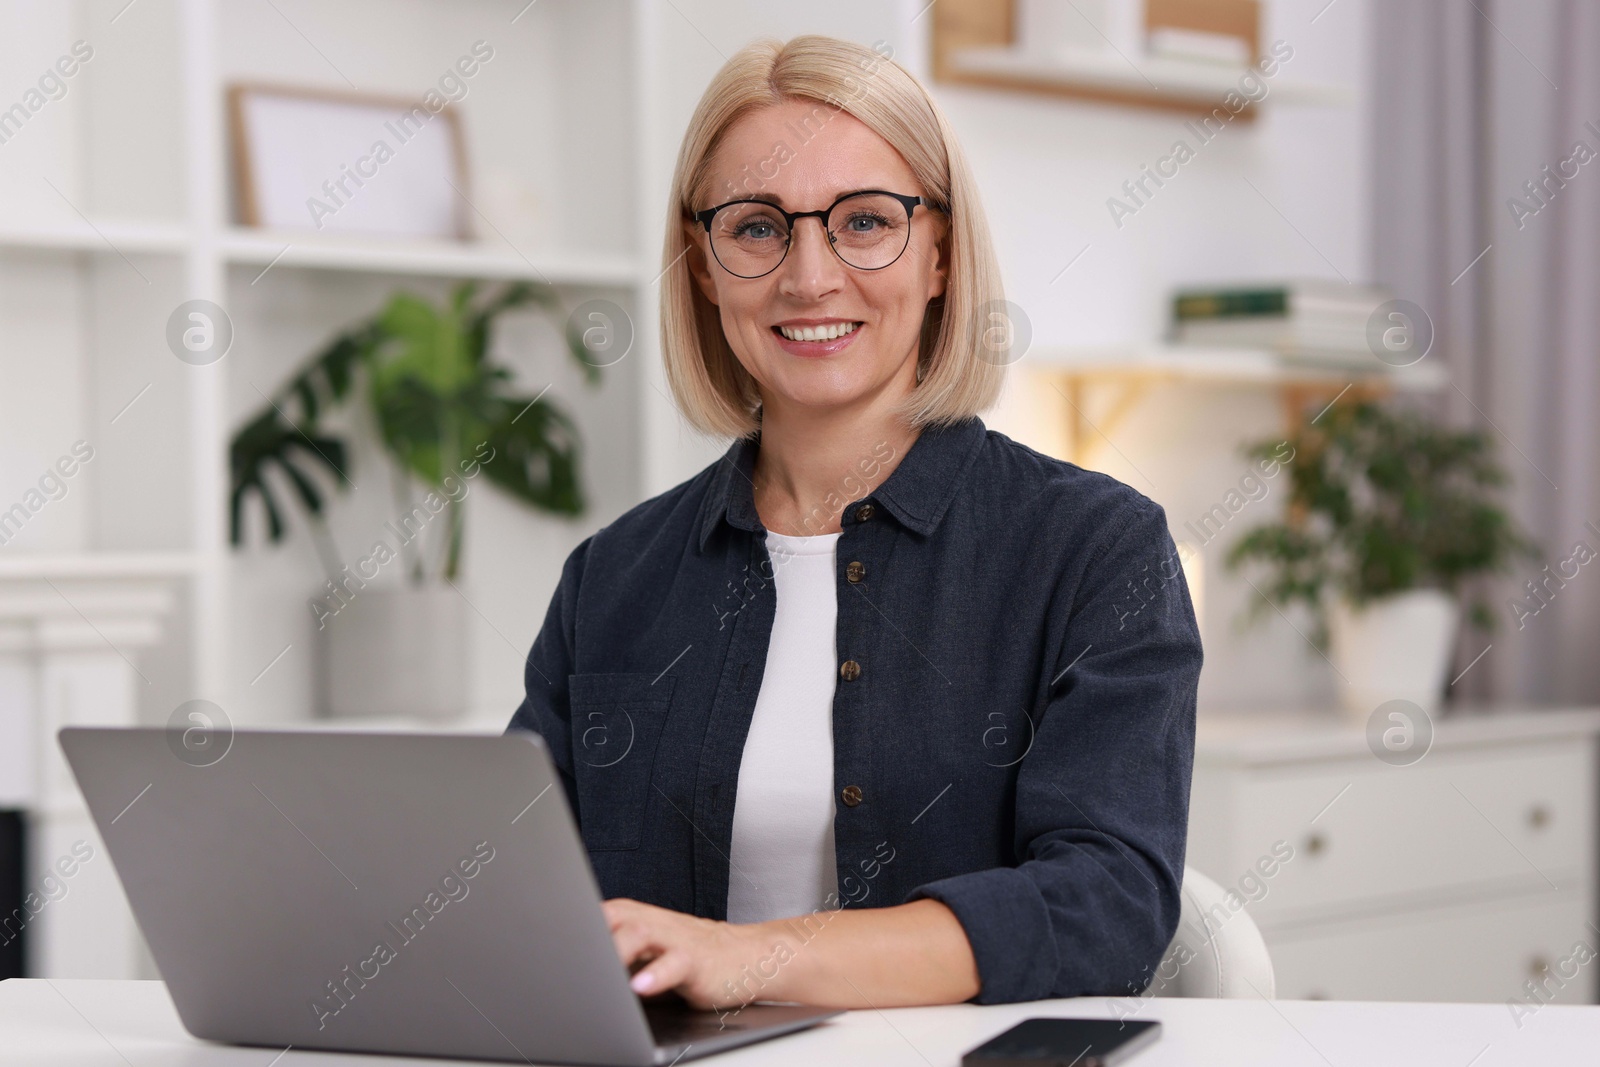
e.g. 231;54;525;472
747;898;981;1008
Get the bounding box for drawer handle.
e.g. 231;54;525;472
1527;805;1552;830
1529;956;1550;978
1305;832;1328;856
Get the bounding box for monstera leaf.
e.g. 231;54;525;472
228;409;351;544
229;281;598;582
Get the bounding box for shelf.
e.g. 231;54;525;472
943;46;1351;111
931;0;1349;117
221;229;642;287
1029;345;1448;389
0;552;204;580
0;222;643;288
1028;345;1447;466
0;219;189;256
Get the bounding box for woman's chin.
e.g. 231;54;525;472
762;380;883;416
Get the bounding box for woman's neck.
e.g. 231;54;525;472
751;402;922;536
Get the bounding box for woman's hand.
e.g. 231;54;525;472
603;898;796;1011
602;896;981;1010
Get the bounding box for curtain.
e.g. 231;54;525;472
1372;0;1600;707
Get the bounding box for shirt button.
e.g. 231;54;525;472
846;560;866;583
854;503;875;522
839;659;861;681
841;785;863;807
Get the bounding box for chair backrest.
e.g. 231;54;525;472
1156;866;1276;998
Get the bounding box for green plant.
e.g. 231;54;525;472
230;280;599;583
1225;398;1538;647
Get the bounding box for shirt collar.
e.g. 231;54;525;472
696;416;987;551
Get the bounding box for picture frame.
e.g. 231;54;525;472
228;83;473;240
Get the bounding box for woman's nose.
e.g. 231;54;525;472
779;217;845;296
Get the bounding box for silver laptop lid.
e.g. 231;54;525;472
59;727;662;1066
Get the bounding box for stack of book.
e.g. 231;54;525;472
1170;280;1393;368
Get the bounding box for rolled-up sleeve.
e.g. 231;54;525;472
906;499;1201;1004
506;534;593;818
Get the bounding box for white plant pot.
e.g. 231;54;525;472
319;585;467;721
1328;590;1459;720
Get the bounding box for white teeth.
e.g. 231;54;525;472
778;322;861;342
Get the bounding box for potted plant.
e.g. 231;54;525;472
230;280;601;719
1225;399;1537;718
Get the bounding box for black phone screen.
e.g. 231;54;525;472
961;1017;1162;1067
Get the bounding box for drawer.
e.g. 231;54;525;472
1198;742;1593;922
1269;892;1596;1004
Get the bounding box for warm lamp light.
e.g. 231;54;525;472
1176;540;1204;642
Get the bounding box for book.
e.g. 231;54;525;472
1170;281;1394;367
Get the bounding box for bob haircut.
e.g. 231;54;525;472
661;35;1007;440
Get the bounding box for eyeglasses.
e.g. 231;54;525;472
692;189;929;279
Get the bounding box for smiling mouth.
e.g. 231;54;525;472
774;321;863;342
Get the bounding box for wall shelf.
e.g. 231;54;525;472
1027;345;1447;466
1030;345;1447;387
931;0;1349;118
943;46;1351;110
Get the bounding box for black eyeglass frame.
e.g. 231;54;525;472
691;189;932;278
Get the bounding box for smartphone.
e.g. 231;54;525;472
960;1017;1161;1067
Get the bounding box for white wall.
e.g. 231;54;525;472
640;0;1374;712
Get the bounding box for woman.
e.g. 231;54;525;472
508;35;1201;1011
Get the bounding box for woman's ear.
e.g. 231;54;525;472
925;212;950;302
682;220;720;307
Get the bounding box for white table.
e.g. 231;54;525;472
2;980;1596;1066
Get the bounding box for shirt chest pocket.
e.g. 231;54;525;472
568;673;676;851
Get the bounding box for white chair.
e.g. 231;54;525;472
1155;866;1276;998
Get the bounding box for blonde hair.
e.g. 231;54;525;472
660;35;1007;440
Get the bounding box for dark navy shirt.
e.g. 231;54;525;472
507;415;1202;1004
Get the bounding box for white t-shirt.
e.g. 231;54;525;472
725;529;841;924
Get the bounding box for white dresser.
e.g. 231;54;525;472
1188;707;1600;1004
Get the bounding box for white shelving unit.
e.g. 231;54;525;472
0;0;670;979
1;0;669;694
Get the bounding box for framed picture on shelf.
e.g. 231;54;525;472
228;84;472;240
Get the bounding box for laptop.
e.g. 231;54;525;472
58;726;842;1065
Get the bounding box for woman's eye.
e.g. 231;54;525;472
736;221;779;240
